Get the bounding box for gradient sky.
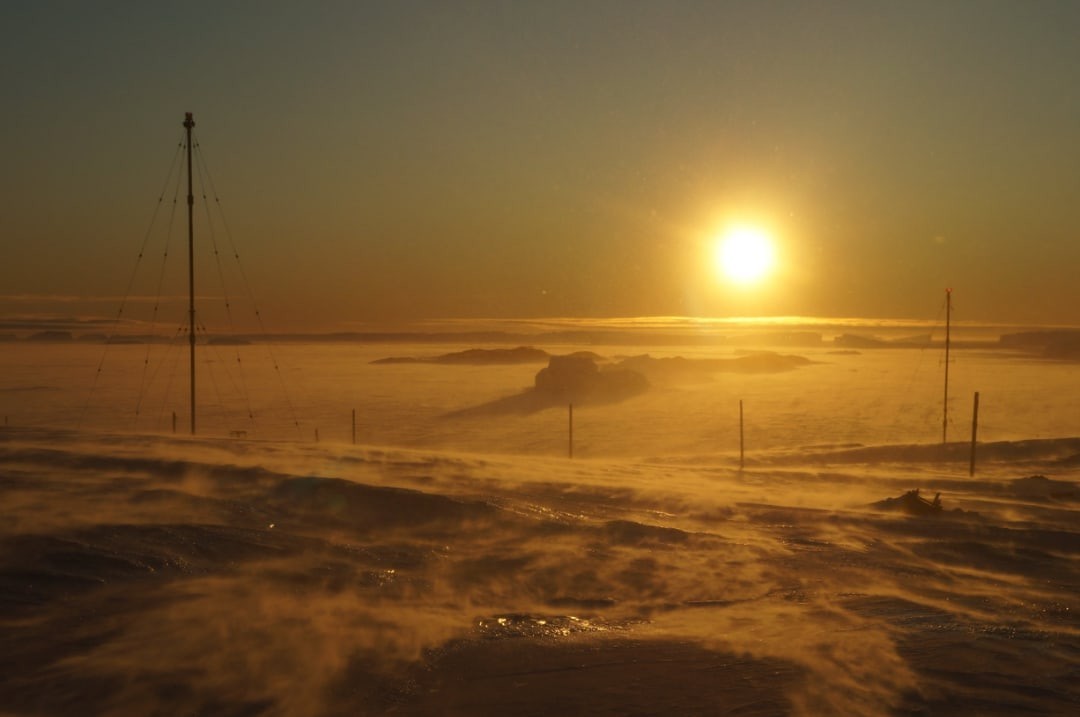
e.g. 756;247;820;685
3;1;1079;332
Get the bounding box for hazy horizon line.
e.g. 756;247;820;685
4;312;1079;343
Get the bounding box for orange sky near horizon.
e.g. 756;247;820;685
3;2;1079;334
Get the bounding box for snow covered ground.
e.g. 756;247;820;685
1;339;1077;715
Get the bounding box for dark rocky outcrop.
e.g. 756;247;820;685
534;355;648;403
373;346;550;365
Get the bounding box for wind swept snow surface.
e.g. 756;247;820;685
1;426;1078;716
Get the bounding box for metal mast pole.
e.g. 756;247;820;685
942;287;951;444
184;112;196;435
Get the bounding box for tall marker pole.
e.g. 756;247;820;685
184;112;196;435
942;288;951;444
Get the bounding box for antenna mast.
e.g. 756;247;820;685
942;287;951;444
184;112;196;435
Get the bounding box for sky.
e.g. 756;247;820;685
2;0;1079;333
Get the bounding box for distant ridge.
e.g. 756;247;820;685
1000;329;1080;360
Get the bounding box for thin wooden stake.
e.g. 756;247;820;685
568;403;574;459
969;391;980;476
172;411;176;434
351;409;356;445
315;428;320;444
739;399;745;470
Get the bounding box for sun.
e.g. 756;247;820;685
714;225;776;285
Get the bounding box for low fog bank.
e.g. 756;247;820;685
1;427;1078;715
8;337;1079;458
14;314;1073;350
20;323;1064;353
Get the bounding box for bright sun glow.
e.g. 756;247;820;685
714;225;776;285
